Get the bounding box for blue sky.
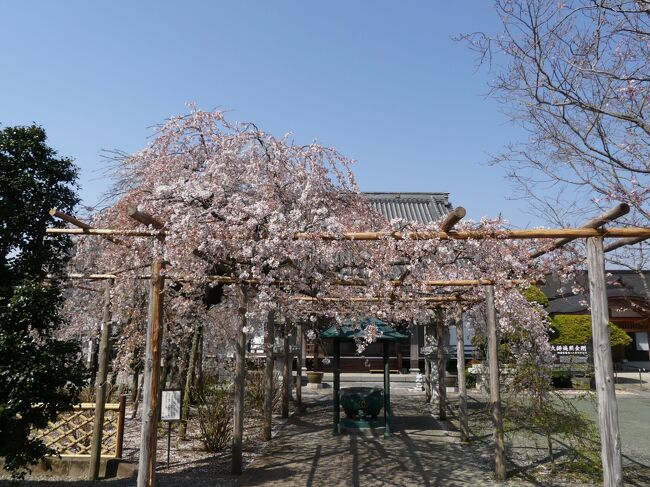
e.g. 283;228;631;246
1;1;537;227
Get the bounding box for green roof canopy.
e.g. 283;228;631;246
320;317;408;341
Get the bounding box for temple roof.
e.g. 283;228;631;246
364;192;453;223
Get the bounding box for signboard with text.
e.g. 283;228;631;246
160;390;182;421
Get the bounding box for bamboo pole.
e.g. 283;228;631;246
292;295;472;303
231;301;247;475
293;227;650;240
530;203;630;258
586;237;623;487
455;302;468;443
45;226;650;239
485;285;506;481
263;312;275;441
53;273;521;288
88;278;113;480
439;206;466;232
137;260;165;487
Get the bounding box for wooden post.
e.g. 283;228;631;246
115;395;127;458
383;340;392;437
455;302;468;443
296;323;303;407
88;278;113;480
332;339;340;435
262;312;275;441
436;318;448;420
424;323;432;403
137;260;165;487
485;284;506;481
282;324;290;419
178;325;201;440
586;236;623;487
231;301;247;475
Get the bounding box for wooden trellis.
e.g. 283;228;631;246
33;398;126;458
46;203;649;487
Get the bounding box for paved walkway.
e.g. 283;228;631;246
239;390;520;487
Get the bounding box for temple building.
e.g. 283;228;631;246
541;271;650;365
306;192;474;373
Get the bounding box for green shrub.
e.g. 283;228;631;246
550;315;632;347
195;382;232;453
523;286;549;307
245;369;280;415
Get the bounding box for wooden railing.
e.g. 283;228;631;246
33;396;126;458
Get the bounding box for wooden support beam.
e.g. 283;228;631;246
586;237;623;487
530;203;630;258
436;317;448;421
128;207;164;229
485;284;506;481
137;260;165;487
440;206;466;232
50;208;92;230
455;302;468;443
604;236;650;253
49;208;123;245
332;339;341;436
296;323;303;408
262;312;275;441
383;340;392;437
88;279;113;480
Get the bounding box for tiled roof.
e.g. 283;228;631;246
541;270;650;314
364;192;453;223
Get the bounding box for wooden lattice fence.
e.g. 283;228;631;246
33;396;126;458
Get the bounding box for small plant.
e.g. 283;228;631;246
245;370;280;415
195;382;232;453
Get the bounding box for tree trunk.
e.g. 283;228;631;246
282;324;290;419
179;325;201;441
231;295;247;475
263;312;275;441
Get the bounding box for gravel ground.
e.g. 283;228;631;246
2;387;649;486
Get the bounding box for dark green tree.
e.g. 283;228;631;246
0;125;85;476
